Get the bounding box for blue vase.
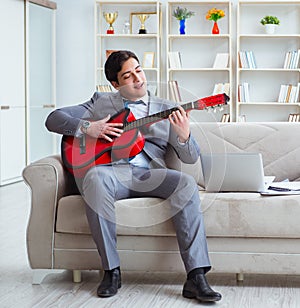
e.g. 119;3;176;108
179;19;186;35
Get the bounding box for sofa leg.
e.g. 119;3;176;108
73;270;82;283
236;273;244;282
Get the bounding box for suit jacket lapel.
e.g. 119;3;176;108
110;91;124;112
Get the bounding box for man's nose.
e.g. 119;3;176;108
132;72;141;82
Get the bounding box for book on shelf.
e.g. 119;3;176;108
221;113;230;122
213;53;229;68
238;51;257;69
283;50;300;69
288;114;300;122
168;51;182;69
96;84;112;92
278;83;300;103
168;80;182;102
238;82;250;102
212;83;230;96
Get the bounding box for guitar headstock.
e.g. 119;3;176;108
194;93;230;110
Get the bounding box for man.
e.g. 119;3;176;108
46;50;221;302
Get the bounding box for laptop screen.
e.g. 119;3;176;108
200;153;267;192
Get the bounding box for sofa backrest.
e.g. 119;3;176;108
166;122;300;187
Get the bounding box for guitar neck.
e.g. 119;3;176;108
124;102;193;131
124;93;228;132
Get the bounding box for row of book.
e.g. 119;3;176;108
288;114;300;122
278;83;300;103
238;82;300;103
238;82;250;102
213;83;230;96
169;80;230;103
221;113;230;122
96;84;112;92
239;50;300;69
283;50;300;69
238;51;257;69
168;80;182;102
168;52;229;69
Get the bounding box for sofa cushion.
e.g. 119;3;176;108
56;192;300;238
56;195;176;236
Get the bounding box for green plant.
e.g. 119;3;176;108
260;15;280;25
172;7;195;20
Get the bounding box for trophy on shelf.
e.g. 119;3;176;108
103;12;118;34
136;14;149;34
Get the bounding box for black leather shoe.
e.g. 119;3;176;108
182;273;222;302
97;268;121;298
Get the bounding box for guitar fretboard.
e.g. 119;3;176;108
124;101;195;132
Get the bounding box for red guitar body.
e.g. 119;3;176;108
62;109;144;178
61;93;229;177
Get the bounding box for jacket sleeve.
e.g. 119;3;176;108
45;92;101;136
169;127;201;164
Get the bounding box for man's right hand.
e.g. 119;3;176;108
84;115;123;142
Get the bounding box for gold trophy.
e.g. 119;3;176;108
103;12;118;34
137;14;149;34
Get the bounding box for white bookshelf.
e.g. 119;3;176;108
95;0;161;96
237;0;300;122
166;0;232;122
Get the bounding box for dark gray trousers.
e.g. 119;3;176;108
82;164;211;274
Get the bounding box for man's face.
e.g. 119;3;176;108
111;57;147;100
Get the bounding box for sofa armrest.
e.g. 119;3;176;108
22;155;78;269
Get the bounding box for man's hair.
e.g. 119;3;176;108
104;50;139;84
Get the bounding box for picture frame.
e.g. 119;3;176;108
143;52;155;68
130;12;157;34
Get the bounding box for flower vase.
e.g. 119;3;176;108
179;19;186;35
212;21;219;34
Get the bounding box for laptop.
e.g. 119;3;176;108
200;153;274;192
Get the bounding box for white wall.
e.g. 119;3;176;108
55;0;95;106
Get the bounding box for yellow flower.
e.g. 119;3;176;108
206;8;225;22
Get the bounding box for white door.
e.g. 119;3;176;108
0;0;26;185
27;2;57;163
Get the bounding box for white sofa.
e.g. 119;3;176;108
22;122;300;284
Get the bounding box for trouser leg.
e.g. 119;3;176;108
82;165;131;270
133;168;211;273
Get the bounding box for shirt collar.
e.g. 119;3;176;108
122;92;149;105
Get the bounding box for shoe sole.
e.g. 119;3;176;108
97;280;122;297
182;290;221;302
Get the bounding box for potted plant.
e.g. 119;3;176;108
260;15;280;34
172;7;195;35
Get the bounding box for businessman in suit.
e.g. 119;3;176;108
46;50;221;302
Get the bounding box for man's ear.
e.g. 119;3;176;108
111;81;119;90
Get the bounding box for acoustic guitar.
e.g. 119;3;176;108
61;93;229;177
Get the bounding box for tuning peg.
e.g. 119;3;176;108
219;106;224;111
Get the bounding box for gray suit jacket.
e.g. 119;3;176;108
45;91;200;167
